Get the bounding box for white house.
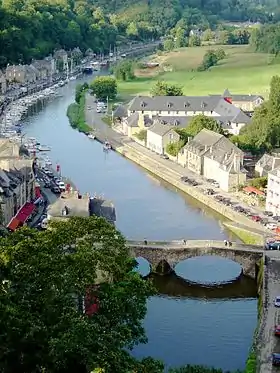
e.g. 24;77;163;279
266;167;280;216
146;120;180;155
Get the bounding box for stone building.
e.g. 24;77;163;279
0;140;35;228
178;129;246;192
266;167;280;216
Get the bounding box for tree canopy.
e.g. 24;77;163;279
90;76;117;100
0;216;161;373
151;81;183;96
186;115;224;137
237;75;280;152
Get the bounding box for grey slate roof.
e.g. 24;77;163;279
113;104;128;118
212;89;264;102
151;116;188;128
256;154;280;174
128;96;251;125
148;120;179;136
128;95;220;112
269;166;280;177
126;112;139;127
185;129;243;173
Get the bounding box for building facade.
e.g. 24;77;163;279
266;167;280;216
178;129;246;192
147;120;180;155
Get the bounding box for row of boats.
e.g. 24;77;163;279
0;79;74;156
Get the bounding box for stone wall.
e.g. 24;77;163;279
130;245;263;278
115;143;266;232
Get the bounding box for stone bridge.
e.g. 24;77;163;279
127;240;264;279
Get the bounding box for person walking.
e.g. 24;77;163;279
224;239;228;247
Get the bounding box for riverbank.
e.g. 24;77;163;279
67;91;91;133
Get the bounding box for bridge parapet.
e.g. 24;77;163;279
126;239;264;252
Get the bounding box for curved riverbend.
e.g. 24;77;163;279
21;78;257;372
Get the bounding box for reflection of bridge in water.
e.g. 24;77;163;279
151;273;258;300
128;240;264;279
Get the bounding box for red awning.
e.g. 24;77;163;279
35;186;41;199
16;202;35;223
7;217;22;231
243;186;265;196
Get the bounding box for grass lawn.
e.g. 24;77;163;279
117;45;278;99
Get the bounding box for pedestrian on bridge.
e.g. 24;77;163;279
224;239;228;247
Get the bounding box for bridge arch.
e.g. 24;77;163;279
129;243;263;280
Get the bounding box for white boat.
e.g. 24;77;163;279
88;133;95;140
44;156;52;166
37;145;51;152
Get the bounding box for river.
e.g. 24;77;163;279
22;78;257;372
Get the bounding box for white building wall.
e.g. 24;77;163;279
266;170;280;216
147;130;163;154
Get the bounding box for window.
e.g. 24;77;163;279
169;132;173;140
159;110;162;114
141;110;144;114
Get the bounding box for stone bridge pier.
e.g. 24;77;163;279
130;245;263;280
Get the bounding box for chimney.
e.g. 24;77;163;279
233;153;240;173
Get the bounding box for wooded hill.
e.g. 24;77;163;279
1;0;280;66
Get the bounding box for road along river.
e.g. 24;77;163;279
21;78;257;371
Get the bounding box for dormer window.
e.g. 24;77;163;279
167;102;172;108
173;120;179;126
184;102;190;108
201;101;207;109
140;101;145;108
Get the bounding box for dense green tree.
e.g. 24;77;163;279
199;50;218;71
114;59;135;81
0;216;161;373
90;76;117;100
188;35;201;47
164;38;175;51
240;75;280;151
151;80;183;96
187;115;224;136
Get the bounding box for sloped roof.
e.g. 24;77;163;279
128;95;220;112
148;120;178;136
113;104;127;118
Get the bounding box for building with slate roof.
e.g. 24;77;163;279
211;89;264;112
0;139;35;227
266;166;280;216
146;119;180;154
126;94;252;136
178;129;246;191
255;152;280;177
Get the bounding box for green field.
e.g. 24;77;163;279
117;45;278;98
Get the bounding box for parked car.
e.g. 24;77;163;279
251;215;261;222
205;188;215;195
51;186;61;194
264;211;273;217
211;181;220;188
274;296;280;307
272;353;280;366
161;154;169;160
180;176;189;182
265;222;278;230
44;181;51;188
265;242;280;250
274;325;280;336
58;181;66;192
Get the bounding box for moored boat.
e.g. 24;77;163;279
37;145;51;152
88;133;95;140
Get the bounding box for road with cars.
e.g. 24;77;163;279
258;253;280;372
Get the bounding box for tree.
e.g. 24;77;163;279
0;216;162;373
90;76;117;100
202;29;214;41
188;35;201;47
75;82;88;104
187;115;224;136
199;50;218;71
114;60;135;81
163;38;174;51
151;81;183;96
166;140;185;156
